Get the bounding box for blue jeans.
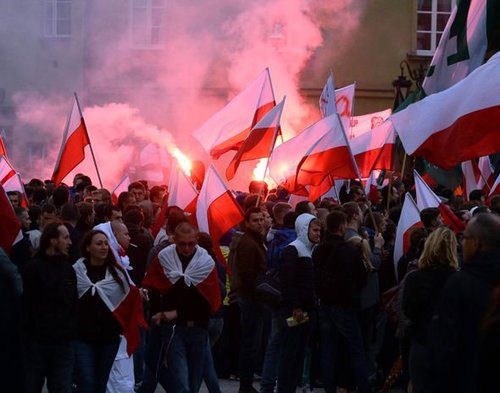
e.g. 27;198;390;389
260;309;286;393
166;325;212;393
140;323;172;393
238;296;265;388
318;305;370;393
24;341;74;393
73;339;120;393
277;310;312;393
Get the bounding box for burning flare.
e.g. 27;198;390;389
253;158;276;188
171;147;192;177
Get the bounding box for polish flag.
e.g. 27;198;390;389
391;52;500;169
168;164;198;224
143;244;221;313
0;156;16;185
0;185;23;254
351;121;395;178
414;170;465;232
488;174;500;198
348;108;392;139
0;134;8;157
393;193;422;281
226;98;284;180
478;156;495;192
319;73;336;117
461;160;482;200
295;114;357;188
3;173;29;207
73;259;147;356
192;69;275;159
52;94;90;185
196;165;244;263
111;174;131;205
364;170;381;205
335;83;356;134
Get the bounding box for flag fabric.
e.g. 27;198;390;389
295;114;357;188
351;121;395;178
151;197;168;241
73;259;147;356
319;74;336;117
142;244;221;313
414;170;465;232
111;175;131;205
393;193;422;281
226;98;285;180
348;108;392;139
196;165;244;263
0;156;16;185
461;160;482;200
391;52;500;169
192;69;275;159
364;170;381;205
488;174;500;197
422;0;490;95
335;83;356;133
52;95;90;185
478;156;495;192
0;184;22;254
167;164;198;223
3;174;29;207
0;134;7;157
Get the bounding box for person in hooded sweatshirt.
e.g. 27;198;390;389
427;213;500;393
275;213;321;393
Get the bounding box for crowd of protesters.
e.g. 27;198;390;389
1;171;500;393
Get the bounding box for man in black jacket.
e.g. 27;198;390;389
428;213;500;393
21;221;77;393
313;211;369;393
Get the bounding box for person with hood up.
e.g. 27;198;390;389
275;213;321;393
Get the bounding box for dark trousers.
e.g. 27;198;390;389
140;323;172;393
238;296;265;388
318;305;370;393
73;339;120;393
24;341;74;393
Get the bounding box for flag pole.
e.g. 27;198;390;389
477;167;493;192
256;97;286;207
73;92;103;189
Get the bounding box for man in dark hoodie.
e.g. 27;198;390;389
428;213;500;393
21;222;77;393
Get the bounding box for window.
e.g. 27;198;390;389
416;0;454;55
130;0;167;49
43;0;72;37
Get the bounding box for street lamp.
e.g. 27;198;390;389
392;60;427;109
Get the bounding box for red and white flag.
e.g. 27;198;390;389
196;165;244;262
0;156;16;185
414;170;465;232
0;184;23;254
319;74;336;117
295;114;357;188
393;193;422;281
0;133;8;157
52;94;90;185
111;174;131;205
461;160;482;200
3;173;29;207
73;259;147;356
168;164;198;221
478;156;495;192
335;83;356;133
192;69;275;159
364;170;381;205
391;52;500;169
351;121;395;178
348;108;392;139
142;244;221;313
226;98;284;180
488;174;500;198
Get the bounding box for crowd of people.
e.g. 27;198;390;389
1;171;500;393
